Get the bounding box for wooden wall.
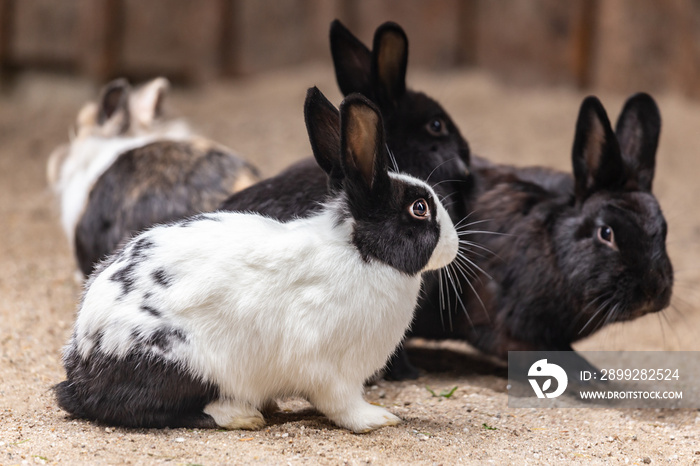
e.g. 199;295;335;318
0;0;698;97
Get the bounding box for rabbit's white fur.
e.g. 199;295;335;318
72;172;457;433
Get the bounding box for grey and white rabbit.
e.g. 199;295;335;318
54;88;458;433
412;93;674;359
47;77;259;277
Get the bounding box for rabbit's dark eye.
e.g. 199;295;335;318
425;118;448;137
410;199;430;219
597;225;616;248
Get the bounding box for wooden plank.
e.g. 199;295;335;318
570;0;598;88
348;0;463;69
119;0;223;83
9;0;79;68
679;0;700;98
591;0;683;93
77;0;121;82
474;0;588;85
456;0;479;66
304;0;345;63
0;0;11;87
225;0;314;75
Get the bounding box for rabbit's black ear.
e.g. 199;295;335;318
372;22;408;108
330;19;373;98
615;92;661;192
304;87;342;183
572;96;625;200
340;93;390;193
97;78;131;128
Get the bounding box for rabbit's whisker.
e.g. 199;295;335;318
457;247;490;262
458;239;496;257
578;297;613;334
447;259;487;321
431;178;470;189
386;145;399;173
452;254;480;285
455;219;492;230
658;309;684;349
669;294;695;316
455;251;492;280
438;269;446;328
425;157;460;184
442;266;457;331
570;293;610;332
448;263;464;294
656;311;669;349
444;264;474;328
438;191;458;203
453;211;479;229
457;229;511;237
598;302;622;334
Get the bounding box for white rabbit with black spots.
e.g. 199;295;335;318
55;88;458;433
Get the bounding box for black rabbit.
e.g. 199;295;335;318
411;93;673;359
219;20;472;222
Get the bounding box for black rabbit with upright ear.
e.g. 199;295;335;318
219;20;473;222
330;20;472;220
412;93;673;358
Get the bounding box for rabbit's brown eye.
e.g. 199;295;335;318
426;118;448;137
597;225;615;246
410;199;430;219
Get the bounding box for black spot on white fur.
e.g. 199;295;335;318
129;327;187;352
130;236;155;261
151;269;173;288
110;262;137;296
143;328;187;351
140;304;161;318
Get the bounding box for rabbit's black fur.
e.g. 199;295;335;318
411;93;673;358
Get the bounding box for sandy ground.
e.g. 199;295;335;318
2;65;700;465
